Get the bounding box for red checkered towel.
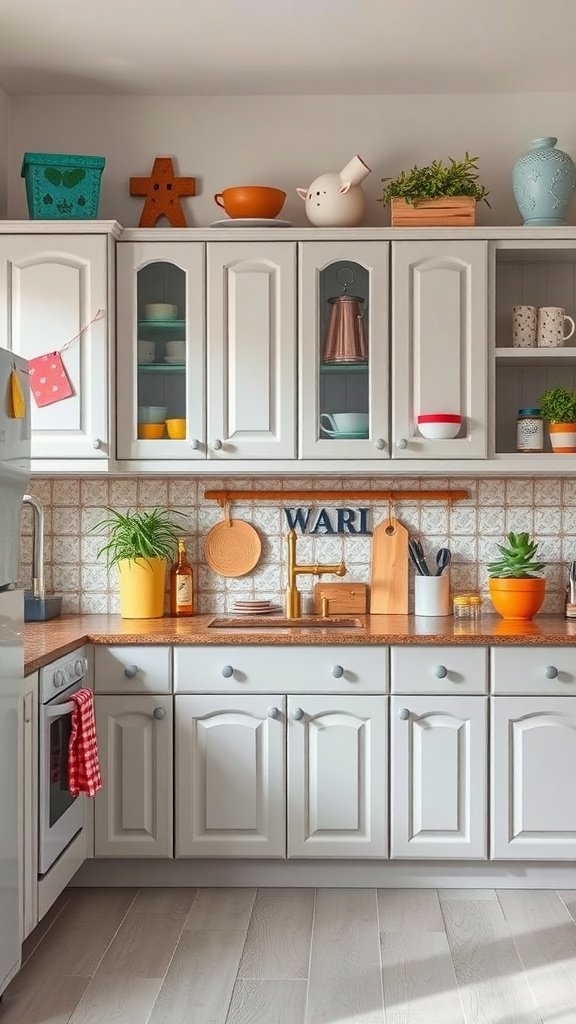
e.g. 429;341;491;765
68;688;102;797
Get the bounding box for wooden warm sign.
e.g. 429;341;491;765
284;507;371;535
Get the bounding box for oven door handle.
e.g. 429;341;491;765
45;699;76;719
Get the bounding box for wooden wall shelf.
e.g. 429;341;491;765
204;489;468;504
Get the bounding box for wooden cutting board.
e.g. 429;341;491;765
370;517;409;614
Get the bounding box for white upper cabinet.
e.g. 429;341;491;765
391;695;487;860
491;697;576;860
116;242;205;460
0;234;110;463
299;242;389;460
392;240;488;459
207;242;296;460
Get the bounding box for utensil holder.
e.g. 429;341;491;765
414;573;451;616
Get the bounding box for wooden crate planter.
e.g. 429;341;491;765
391;196;476;227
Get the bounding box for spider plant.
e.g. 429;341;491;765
91;507;187;567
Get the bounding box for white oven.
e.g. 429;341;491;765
39;648;90;875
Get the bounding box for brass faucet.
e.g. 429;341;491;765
285;530;346;619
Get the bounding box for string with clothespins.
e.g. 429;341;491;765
28;308;106;408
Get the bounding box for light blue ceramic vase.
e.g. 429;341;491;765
512;137;576;226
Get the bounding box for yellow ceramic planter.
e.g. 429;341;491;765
117;557;166;618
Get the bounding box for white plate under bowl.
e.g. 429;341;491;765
163;356;186;364
210;218;292;228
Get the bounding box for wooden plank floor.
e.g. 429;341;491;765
7;886;576;1022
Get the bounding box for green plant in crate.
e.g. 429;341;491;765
379;152;490;207
487;532;545;579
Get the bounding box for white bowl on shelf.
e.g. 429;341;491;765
144;303;178;321
137;340;156;364
138;405;168;424
165;340;186;359
417;414;462;440
163;356;185;364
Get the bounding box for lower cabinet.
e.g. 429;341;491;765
94;695;173;858
175;692;387;859
288;694;388;859
491;697;576;860
176;694;286;857
391;695;487;859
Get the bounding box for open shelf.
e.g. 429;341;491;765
495;347;576;365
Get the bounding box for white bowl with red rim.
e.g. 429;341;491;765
417;413;462;440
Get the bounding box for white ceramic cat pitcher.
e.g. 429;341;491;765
297;155;371;227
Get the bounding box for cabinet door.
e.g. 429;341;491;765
94;695;173;858
207;242;296;459
492;697;576;859
299;242;389;459
116;242;205;460
0;235;110;461
19;675;38;941
288;694;387;858
391;696;487;859
176;694;285;857
392;240;488;459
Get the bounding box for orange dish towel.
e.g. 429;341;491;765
68;688;103;797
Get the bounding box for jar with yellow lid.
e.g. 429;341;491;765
453;593;483;620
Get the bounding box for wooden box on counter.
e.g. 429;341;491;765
313;582;368;616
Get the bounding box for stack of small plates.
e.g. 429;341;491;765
232;599;282;615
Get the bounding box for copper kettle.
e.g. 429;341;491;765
322;294;367;363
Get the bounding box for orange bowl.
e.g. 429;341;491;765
138;423;165;439
165;418;186;440
213;185;286;219
488;577;545;620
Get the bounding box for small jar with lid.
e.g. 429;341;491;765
453;593;483;620
516;408;544;453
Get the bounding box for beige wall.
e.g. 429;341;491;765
7;92;576;226
0;86;10;218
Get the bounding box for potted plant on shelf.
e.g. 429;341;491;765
92;507;186;619
487;531;546;621
538;385;576;453
378;152;490;227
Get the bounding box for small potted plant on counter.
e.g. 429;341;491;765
487;531;546;621
378;152;490;226
92;507;186;618
538;385;576;453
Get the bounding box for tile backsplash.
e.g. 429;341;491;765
20;476;573;615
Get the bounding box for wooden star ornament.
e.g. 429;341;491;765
130;156;196;227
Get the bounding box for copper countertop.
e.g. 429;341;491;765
22;613;576;676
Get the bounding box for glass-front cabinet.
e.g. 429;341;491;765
299;242;389;459
116;242;205;460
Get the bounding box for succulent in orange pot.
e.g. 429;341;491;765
487;531;546;621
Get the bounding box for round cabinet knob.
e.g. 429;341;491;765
221;665;234;678
92;438;102;450
398;707;411;720
375;438;386;451
190;439;200;450
396;438;408;450
433;664;448;679
292;706;305;721
331;665;344;678
153;706;166;720
545;665;559;679
124;665;138;679
213;439;223;451
267;706;280;719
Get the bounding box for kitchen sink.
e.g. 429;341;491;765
208;615;366;631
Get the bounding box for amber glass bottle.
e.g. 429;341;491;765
170;539;194;616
